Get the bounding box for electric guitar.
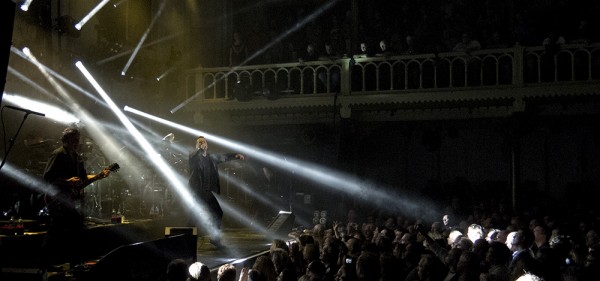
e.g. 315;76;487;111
45;163;120;207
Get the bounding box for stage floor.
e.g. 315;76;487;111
1;218;284;280
195;227;272;270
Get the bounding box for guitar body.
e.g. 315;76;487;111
44;163;119;215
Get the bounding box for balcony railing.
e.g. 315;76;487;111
184;44;600;102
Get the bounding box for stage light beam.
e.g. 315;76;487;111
2;93;79;124
75;0;110;30
76;61;220;238
121;0;166;76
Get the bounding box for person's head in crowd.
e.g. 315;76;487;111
270;239;289;254
445;248;463;272
486;229;500;242
533;225;549;247
456;251;481;279
252;255;277;281
319;242;337;267
586;229;599;249
271;248;290;275
276;268;296;281
403;241;425;266
549;235;573;263
455;237;474;251
303;243;319;263
510;216;521;229
517;228;535;250
217;263;236;281
334;263;357;281
345;237;361;258
416;253;444;281
496;229;509;244
515;272;543;281
529;218;541;230
356;251;380;281
384;217;397;230
448;229;463;246
166;259;188;281
392;241;405;259
306;260;327;280
467;224;484;242
443;214;452;228
248;269;267;281
458;220;470;234
298;234;315;248
506;231;519;252
473;238;489;260
188;262;211;281
486;241;512;266
429;221;443;239
585;244;600;269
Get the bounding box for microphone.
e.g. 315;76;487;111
4;105;45;116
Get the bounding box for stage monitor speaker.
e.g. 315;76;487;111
165;227;197;237
267;211;295;238
82;233;196;281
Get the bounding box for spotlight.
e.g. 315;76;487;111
20;0;33;11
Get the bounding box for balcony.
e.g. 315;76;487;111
183;44;600;125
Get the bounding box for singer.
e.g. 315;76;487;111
188;136;244;248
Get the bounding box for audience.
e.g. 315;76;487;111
167;259;189;281
217;263;236;281
230;188;600;281
189;262;211;281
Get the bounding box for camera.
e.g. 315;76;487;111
345;258;352;264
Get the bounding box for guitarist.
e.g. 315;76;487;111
40;126;111;270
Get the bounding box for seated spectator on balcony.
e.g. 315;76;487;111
355;42;373;58
541;29;567;81
402;35;422;55
542;30;566;54
319;43;339;61
229;31;248;67
570;19;594;44
375;40;396;57
299;43;319;63
299;43;320;93
484;31;509;49
453;32;481;53
318;43;340;92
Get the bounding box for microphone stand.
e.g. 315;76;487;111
0;112;31;170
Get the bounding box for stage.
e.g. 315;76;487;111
0;216;292;281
